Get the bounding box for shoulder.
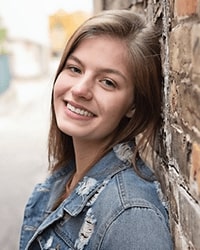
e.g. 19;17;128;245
92;167;173;249
119;166;168;212
99;164;168;218
92;162;169;218
97;205;173;250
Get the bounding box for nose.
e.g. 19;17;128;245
71;75;93;100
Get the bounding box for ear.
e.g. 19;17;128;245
125;106;135;118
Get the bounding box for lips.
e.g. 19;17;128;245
66;102;95;117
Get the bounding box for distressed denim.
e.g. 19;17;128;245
20;142;173;250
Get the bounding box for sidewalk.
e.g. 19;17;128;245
0;75;52;115
0;75;53;250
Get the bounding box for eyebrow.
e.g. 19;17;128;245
67;54;127;82
67;55;83;67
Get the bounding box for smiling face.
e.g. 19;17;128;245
53;35;134;147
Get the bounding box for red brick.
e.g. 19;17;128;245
169;24;192;73
175;0;198;17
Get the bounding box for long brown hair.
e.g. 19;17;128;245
48;10;162;173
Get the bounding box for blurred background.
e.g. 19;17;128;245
0;0;93;249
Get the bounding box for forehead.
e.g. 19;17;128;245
85;34;126;48
70;35;130;66
67;35;134;87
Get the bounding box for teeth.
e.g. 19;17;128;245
67;103;94;117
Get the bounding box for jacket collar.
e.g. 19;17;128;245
60;142;135;216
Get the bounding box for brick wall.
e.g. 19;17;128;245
93;0;200;249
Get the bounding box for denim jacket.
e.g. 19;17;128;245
20;142;173;250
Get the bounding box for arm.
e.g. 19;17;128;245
99;206;173;250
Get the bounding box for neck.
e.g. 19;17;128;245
74;140;101;173
69;138;108;189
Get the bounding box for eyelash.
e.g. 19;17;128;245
64;63;117;89
65;65;81;74
100;79;116;89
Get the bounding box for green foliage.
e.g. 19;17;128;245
0;18;7;54
0;28;6;42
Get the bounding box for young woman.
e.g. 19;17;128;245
20;10;173;250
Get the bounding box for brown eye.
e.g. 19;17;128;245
100;79;116;89
69;66;81;74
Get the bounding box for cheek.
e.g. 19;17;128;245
53;83;60;99
110;94;133;118
53;83;65;113
53;85;59;107
105;104;128;125
53;75;66;98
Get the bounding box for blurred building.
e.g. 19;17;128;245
0;0;93;82
49;10;90;57
8;38;49;79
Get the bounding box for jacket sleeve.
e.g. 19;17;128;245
99;206;173;250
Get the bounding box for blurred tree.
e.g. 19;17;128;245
0;17;7;54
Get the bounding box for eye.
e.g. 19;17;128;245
100;79;116;89
64;63;82;74
68;66;81;74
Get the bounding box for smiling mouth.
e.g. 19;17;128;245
66;102;95;117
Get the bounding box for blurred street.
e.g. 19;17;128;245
0;1;93;248
0;61;57;249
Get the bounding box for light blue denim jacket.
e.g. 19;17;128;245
20;142;173;250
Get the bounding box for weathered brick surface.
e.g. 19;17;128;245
179;82;200;134
191;24;200;76
94;0;200;249
190;142;200;198
175;0;198;17
179;186;200;249
169;24;192;74
170;124;191;180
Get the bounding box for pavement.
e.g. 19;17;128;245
0;70;56;249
